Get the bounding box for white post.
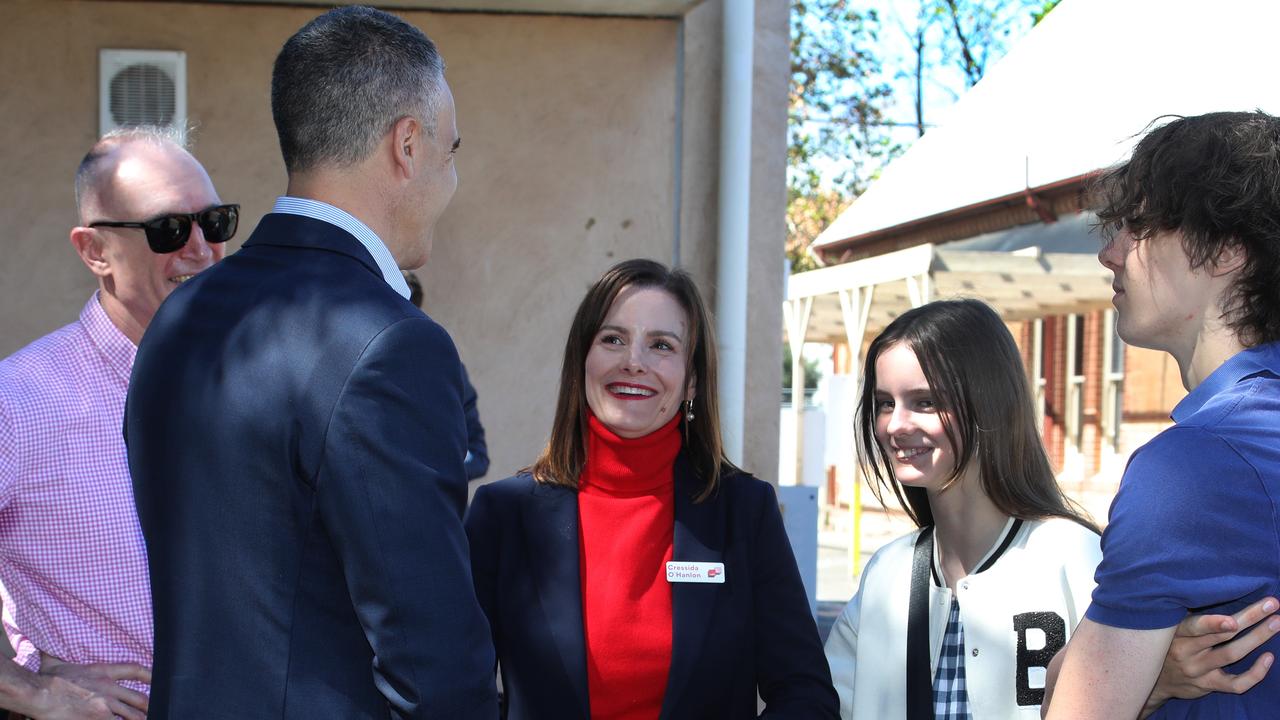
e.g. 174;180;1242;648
783;297;813;485
716;0;755;464
837;285;875;574
905;272;932;308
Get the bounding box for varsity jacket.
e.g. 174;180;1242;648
824;517;1100;720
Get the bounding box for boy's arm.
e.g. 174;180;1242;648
1045;618;1174;720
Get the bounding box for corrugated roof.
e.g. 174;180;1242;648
947;211;1098;254
788;221;1113;344
815;0;1280;249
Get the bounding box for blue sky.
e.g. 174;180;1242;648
814;0;1042;184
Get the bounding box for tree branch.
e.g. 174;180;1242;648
942;0;984;86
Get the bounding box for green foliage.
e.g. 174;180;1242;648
786;0;1052;274
786;187;849;273
789;1;895;200
783;342;823;390
788;0;898;271
1030;0;1061;24
927;0;1046;88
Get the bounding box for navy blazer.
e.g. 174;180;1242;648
128;214;497;718
460;365;489;480
464;455;838;719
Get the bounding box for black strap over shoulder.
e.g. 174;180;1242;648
906;525;935;720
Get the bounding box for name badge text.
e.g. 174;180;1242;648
666;561;725;584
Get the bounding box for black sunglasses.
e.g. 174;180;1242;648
90;204;240;254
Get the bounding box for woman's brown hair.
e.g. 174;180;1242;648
529;259;735;501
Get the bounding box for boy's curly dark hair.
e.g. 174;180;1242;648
1093;111;1280;347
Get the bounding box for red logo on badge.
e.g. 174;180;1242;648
707;567;721;578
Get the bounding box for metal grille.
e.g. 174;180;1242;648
108;63;176;127
99;50;185;135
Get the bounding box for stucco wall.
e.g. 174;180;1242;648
746;0;787;484
0;0;786;485
680;0;786;483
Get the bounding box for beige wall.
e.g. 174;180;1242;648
0;0;786;484
1;0;297;351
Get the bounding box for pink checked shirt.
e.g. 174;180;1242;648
0;293;152;685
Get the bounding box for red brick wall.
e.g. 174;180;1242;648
1122;346;1187;418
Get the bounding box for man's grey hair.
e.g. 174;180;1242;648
271;5;446;174
74;124;190;218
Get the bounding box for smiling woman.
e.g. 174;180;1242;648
825;298;1102;720
463;259;840;720
871;341;964;493
583;285;696;439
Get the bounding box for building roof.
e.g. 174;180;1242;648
210;0;699;16
814;0;1280;251
788;214;1112;344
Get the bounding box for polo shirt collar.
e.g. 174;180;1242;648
1172;342;1280;422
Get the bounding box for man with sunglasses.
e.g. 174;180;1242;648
0;127;232;719
126;6;496;719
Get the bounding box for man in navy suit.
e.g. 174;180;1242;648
405;271;489;481
126;6;497;718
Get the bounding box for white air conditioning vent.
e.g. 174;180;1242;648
99;49;186;136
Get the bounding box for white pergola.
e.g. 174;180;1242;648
784;241;1114;420
781;239;1114;569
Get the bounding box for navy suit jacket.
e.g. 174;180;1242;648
464;456;838;719
127;213;497;718
460;365;489;480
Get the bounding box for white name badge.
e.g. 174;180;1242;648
666;561;725;584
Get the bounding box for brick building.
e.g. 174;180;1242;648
783;0;1276;539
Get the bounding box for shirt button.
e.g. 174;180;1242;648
959;580;969;591
971;648;980;657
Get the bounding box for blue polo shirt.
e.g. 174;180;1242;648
1088;341;1280;718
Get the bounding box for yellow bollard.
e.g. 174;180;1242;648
851;478;862;577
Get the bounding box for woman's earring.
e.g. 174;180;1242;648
684;399;695;423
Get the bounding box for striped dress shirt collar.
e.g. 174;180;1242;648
270;196;411;299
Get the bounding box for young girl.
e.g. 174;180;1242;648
824;299;1100;720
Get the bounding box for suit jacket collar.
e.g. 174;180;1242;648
661;453;726;718
242;212;382;280
517;455;726;719
519;480;591;719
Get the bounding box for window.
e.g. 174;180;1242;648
1032;318;1046;433
1100;309;1125;450
1065;314;1086;450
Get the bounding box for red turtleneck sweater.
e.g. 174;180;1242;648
577;413;681;720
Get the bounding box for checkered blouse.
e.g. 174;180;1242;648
934;597;972;719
